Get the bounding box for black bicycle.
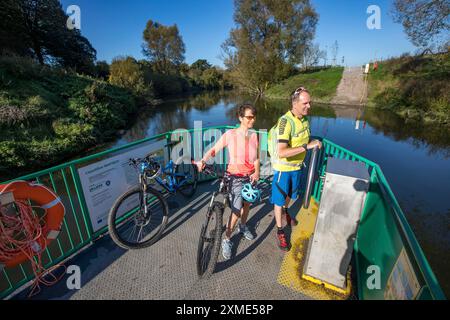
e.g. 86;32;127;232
108;154;198;250
196;164;242;278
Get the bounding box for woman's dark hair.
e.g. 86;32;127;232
237;103;256;118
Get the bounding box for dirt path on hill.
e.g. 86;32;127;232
331;67;368;106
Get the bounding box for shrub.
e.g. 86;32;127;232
109;56;154;99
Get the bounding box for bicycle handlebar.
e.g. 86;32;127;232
190;160;221;177
129;155;158;168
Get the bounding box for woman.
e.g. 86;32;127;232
196;104;260;260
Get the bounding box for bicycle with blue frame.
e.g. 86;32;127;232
108;148;198;250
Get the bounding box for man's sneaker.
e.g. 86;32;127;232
283;207;298;226
276;231;290;251
222;239;233;260
238;223;255;240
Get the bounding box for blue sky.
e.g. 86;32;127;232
60;0;417;67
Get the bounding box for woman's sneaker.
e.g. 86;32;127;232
238;223;255;240
222;239;233;260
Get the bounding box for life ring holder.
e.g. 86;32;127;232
0;180;65;268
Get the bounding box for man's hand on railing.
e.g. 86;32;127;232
307;140;322;150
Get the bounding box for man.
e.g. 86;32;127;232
271;87;322;251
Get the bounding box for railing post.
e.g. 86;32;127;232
70;164;95;241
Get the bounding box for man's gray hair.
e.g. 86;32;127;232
290;86;309;105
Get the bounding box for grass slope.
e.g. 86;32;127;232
265;67;344;103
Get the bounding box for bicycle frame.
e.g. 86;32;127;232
206;174;231;214
153;159;193;194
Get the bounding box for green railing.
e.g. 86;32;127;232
0;126;234;299
313;139;445;300
0;127;445;300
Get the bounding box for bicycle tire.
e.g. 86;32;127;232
175;157;198;198
108;185;168;250
196;202;223;278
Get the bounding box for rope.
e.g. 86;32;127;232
0;200;66;297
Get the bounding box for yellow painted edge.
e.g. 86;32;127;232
276;198;353;300
301;274;351;296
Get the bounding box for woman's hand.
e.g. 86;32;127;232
250;172;260;184
195;160;205;172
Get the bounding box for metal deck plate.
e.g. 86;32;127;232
303;158;369;290
17;180;313;300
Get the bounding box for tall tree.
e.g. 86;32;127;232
0;0;30;56
0;0;96;72
392;0;450;50
142;20;186;74
222;0;318;95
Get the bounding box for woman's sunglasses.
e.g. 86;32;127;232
243;115;256;120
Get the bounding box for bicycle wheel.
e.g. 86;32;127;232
196;202;223;278
175;157;198;198
108;185;168;249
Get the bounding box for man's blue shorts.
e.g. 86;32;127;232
271;170;302;207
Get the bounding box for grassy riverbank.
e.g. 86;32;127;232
0;56;139;180
264;67;344;103
367;52;449;125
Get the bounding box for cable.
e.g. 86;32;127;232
0;200;66;298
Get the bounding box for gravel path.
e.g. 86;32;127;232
331;67;368;106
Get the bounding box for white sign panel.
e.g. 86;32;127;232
384;248;421;300
78;140;167;232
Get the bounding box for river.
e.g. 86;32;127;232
109;90;449;297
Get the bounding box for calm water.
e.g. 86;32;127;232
112;90;450;296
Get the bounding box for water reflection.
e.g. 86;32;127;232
115;91;450;158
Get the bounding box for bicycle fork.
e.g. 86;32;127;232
140;176;149;217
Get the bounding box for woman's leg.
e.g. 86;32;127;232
225;211;240;239
240;202;251;225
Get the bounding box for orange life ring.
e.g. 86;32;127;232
0;180;65;268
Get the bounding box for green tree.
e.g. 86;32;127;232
0;0;96;73
222;0;318;95
0;0;30;56
109;56;153;98
200;68;221;89
190;59;212;71
187;59;213;87
142;20;186;74
94;60;110;80
392;0;450;50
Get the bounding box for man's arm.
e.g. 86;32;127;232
277;142;307;159
277;140;322;158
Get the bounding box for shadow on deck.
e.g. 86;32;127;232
15;179;312;300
